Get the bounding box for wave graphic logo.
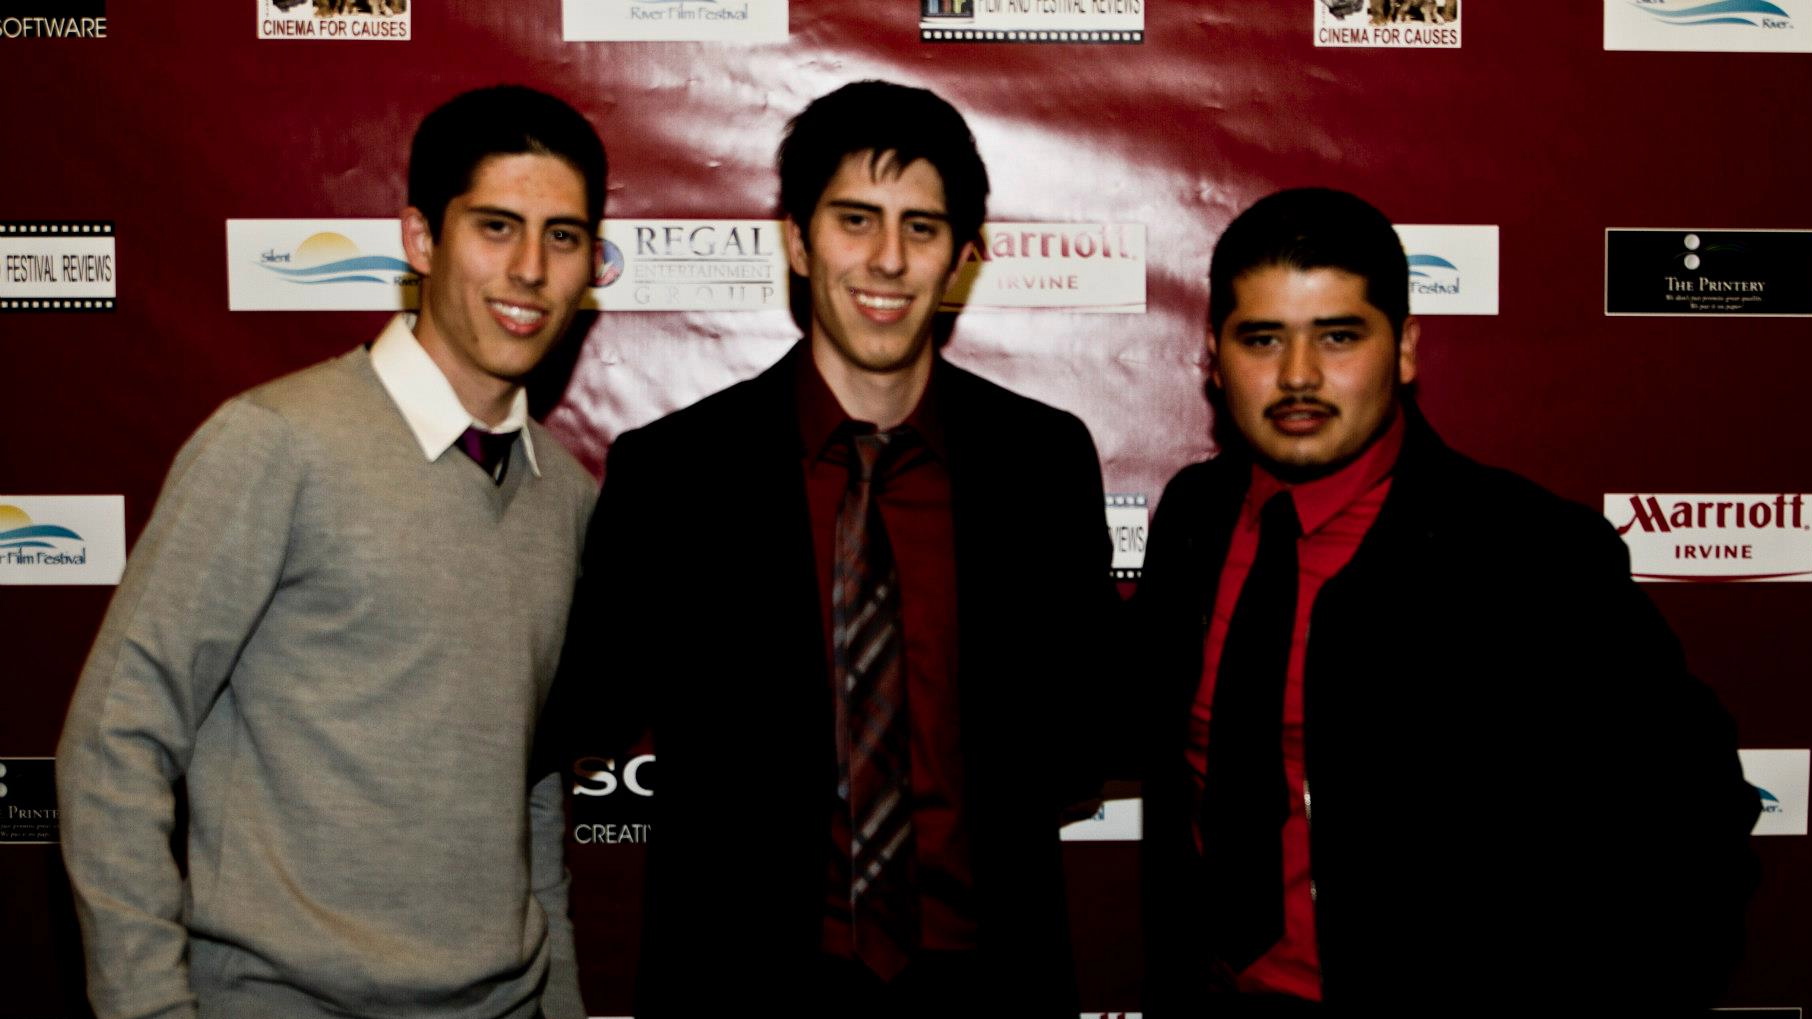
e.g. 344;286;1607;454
1630;0;1792;28
0;504;82;552
1756;785;1783;812
1408;253;1460;295
256;231;414;286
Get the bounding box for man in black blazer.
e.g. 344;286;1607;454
1136;188;1758;1016
554;80;1113;1017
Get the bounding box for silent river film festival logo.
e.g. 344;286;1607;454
0;504;88;567
1630;0;1793;29
257;231;414;286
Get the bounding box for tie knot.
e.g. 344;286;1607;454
1260;491;1301;540
458;426;517;483
844;426;918;485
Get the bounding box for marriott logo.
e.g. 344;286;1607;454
1605;493;1812;583
1615;494;1806;534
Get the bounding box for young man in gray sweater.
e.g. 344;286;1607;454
56;86;606;1019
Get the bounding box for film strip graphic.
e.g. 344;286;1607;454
921;28;1142;42
1;220;116;312
1107;492;1148;581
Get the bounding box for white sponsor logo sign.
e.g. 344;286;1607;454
228;219;418;311
600;220;789;311
1740;749;1810;836
1060;797;1142;841
0;496;125;586
258;0;410;40
564;0;786;41
1395;224;1499;316
0;222;115;311
229;218;788;313
1315;0;1461;47
1605;494;1812;582
921;0;1143;43
944;222;1145;313
1605;0;1808;52
1106;494;1147;580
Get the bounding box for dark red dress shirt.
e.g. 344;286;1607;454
797;354;976;958
1186;413;1405;1001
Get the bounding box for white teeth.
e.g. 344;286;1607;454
852;292;909;311
488;301;545;325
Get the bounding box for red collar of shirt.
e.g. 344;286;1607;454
1245;411;1407;533
794;347;948;464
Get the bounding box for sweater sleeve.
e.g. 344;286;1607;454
55;398;303;1019
528;769;586;1019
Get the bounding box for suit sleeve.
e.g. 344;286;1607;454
55;399;302;1019
1048;411;1124;799
1567;513;1760;1001
543;426;663;773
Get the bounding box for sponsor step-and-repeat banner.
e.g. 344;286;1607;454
8;1;1812;1016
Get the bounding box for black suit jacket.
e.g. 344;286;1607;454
1133;408;1759;1016
553;344;1114;1016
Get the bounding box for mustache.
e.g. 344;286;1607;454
1264;396;1339;419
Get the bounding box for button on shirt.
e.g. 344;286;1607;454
1187;412;1405;1001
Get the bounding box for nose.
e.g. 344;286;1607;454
868;220;907;279
1278;337;1321;392
510;236;547;289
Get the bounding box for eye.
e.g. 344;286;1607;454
547;227;585;251
479;218;515;238
905;219;944;241
1236;333;1281;349
838;211;873;231
1322;329;1363;345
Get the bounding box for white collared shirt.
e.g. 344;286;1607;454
368;313;541;477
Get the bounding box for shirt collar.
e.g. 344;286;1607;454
1248;409;1405;536
368;313;540;476
794;345;947;463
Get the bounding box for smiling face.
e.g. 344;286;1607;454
403;152;597;422
785;150;971;387
1211;265;1419;481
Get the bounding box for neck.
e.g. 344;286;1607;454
809;340;931;430
413;310;517;427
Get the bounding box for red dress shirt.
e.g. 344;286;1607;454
797;355;976;957
1186;413;1405;1000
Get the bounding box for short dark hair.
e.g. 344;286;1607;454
1208;188;1409;337
408;85;608;241
778;80;990;255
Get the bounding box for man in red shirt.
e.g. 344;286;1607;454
1135;188;1758;1016
552;81;1114;1017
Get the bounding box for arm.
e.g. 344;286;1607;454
527;769;585;1019
55;399;301;1019
1048;411;1124;803
1568;514;1760;1002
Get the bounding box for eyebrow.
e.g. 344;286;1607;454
823;199;950;222
465;206;594;232
1233;314;1369;335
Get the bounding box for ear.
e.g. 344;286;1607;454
1397;315;1421;386
1205;330;1223;390
944;239;977;289
784;215;811;278
401;207;435;277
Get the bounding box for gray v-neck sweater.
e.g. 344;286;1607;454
58;349;596;1019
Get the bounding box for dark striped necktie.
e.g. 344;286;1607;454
833;426;918;981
